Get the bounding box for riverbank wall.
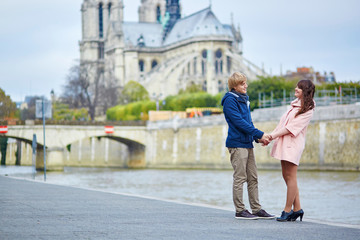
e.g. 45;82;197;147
146;104;360;171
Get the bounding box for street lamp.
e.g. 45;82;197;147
153;93;163;111
50;89;54;101
50;89;55;120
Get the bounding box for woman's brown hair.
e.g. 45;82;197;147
295;79;315;117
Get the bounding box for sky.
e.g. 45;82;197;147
1;0;359;102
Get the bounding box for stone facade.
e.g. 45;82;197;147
79;0;265;100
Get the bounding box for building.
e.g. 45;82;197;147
284;67;336;84
79;0;265;100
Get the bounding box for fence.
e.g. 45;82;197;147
258;87;359;108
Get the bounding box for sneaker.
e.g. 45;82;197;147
235;210;259;220
253;209;275;219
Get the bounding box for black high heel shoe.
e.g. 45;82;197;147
290;209;304;221
276;210;294;222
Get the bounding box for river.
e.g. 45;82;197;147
1;166;359;226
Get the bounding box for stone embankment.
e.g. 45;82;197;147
147;104;360;171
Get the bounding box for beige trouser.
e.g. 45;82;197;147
228;148;261;213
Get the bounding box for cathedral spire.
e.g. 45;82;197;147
163;0;181;40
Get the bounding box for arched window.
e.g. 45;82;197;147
139;60;145;72
156;6;161;23
202;50;207;58
218;80;224;92
201;50;207;76
151;60;158;69
99;3;104;38
98;42;104;59
215;49;223;74
108;2;112;18
193;57;197;75
227;56;232;74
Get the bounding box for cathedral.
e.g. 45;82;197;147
79;0;265;100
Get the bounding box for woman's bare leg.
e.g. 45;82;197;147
281;160;300;212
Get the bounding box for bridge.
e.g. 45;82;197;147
3;125;147;170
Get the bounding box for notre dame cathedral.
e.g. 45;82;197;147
79;0;265;100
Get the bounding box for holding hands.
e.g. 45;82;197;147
259;133;273;146
259;127;290;146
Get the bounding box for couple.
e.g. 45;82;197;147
221;72;315;221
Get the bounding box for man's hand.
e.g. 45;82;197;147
259;133;272;146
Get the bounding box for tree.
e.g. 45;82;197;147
119;80;149;104
0;88;17;119
61;61;119;120
247;76;297;110
53;103;89;121
178;83;204;94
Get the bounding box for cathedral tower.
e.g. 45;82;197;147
138;0;166;23
162;0;181;40
80;0;123;62
166;0;181;26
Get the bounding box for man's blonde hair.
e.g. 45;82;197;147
228;72;247;90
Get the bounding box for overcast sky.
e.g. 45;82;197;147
1;0;359;102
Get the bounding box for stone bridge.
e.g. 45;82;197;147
4;125;147;170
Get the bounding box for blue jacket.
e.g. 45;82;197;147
221;91;264;148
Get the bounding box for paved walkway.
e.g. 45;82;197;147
1;176;359;240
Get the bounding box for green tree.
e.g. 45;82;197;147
0;88;17;119
119;81;149;104
178;83;204;94
53;103;89;121
247;76;297;110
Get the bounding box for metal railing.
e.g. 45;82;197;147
258;88;359;108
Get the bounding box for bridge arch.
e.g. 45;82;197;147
61;134;146;168
0;135;45;167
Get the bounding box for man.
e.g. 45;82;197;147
221;72;274;220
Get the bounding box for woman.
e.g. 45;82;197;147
270;79;315;222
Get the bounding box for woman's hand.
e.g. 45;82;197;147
259;133;272;146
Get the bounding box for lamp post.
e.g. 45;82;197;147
153;93;163;111
50;89;54;102
50;89;55;120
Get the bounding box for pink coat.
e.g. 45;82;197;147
271;98;315;165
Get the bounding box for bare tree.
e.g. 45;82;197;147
61;61;119;120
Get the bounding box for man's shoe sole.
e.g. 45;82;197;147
235;216;259;220
256;216;276;219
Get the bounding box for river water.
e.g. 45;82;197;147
1;166;359;226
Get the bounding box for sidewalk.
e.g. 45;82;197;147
1;176;359;240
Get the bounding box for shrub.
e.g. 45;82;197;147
106;100;156;121
163;92;217;111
